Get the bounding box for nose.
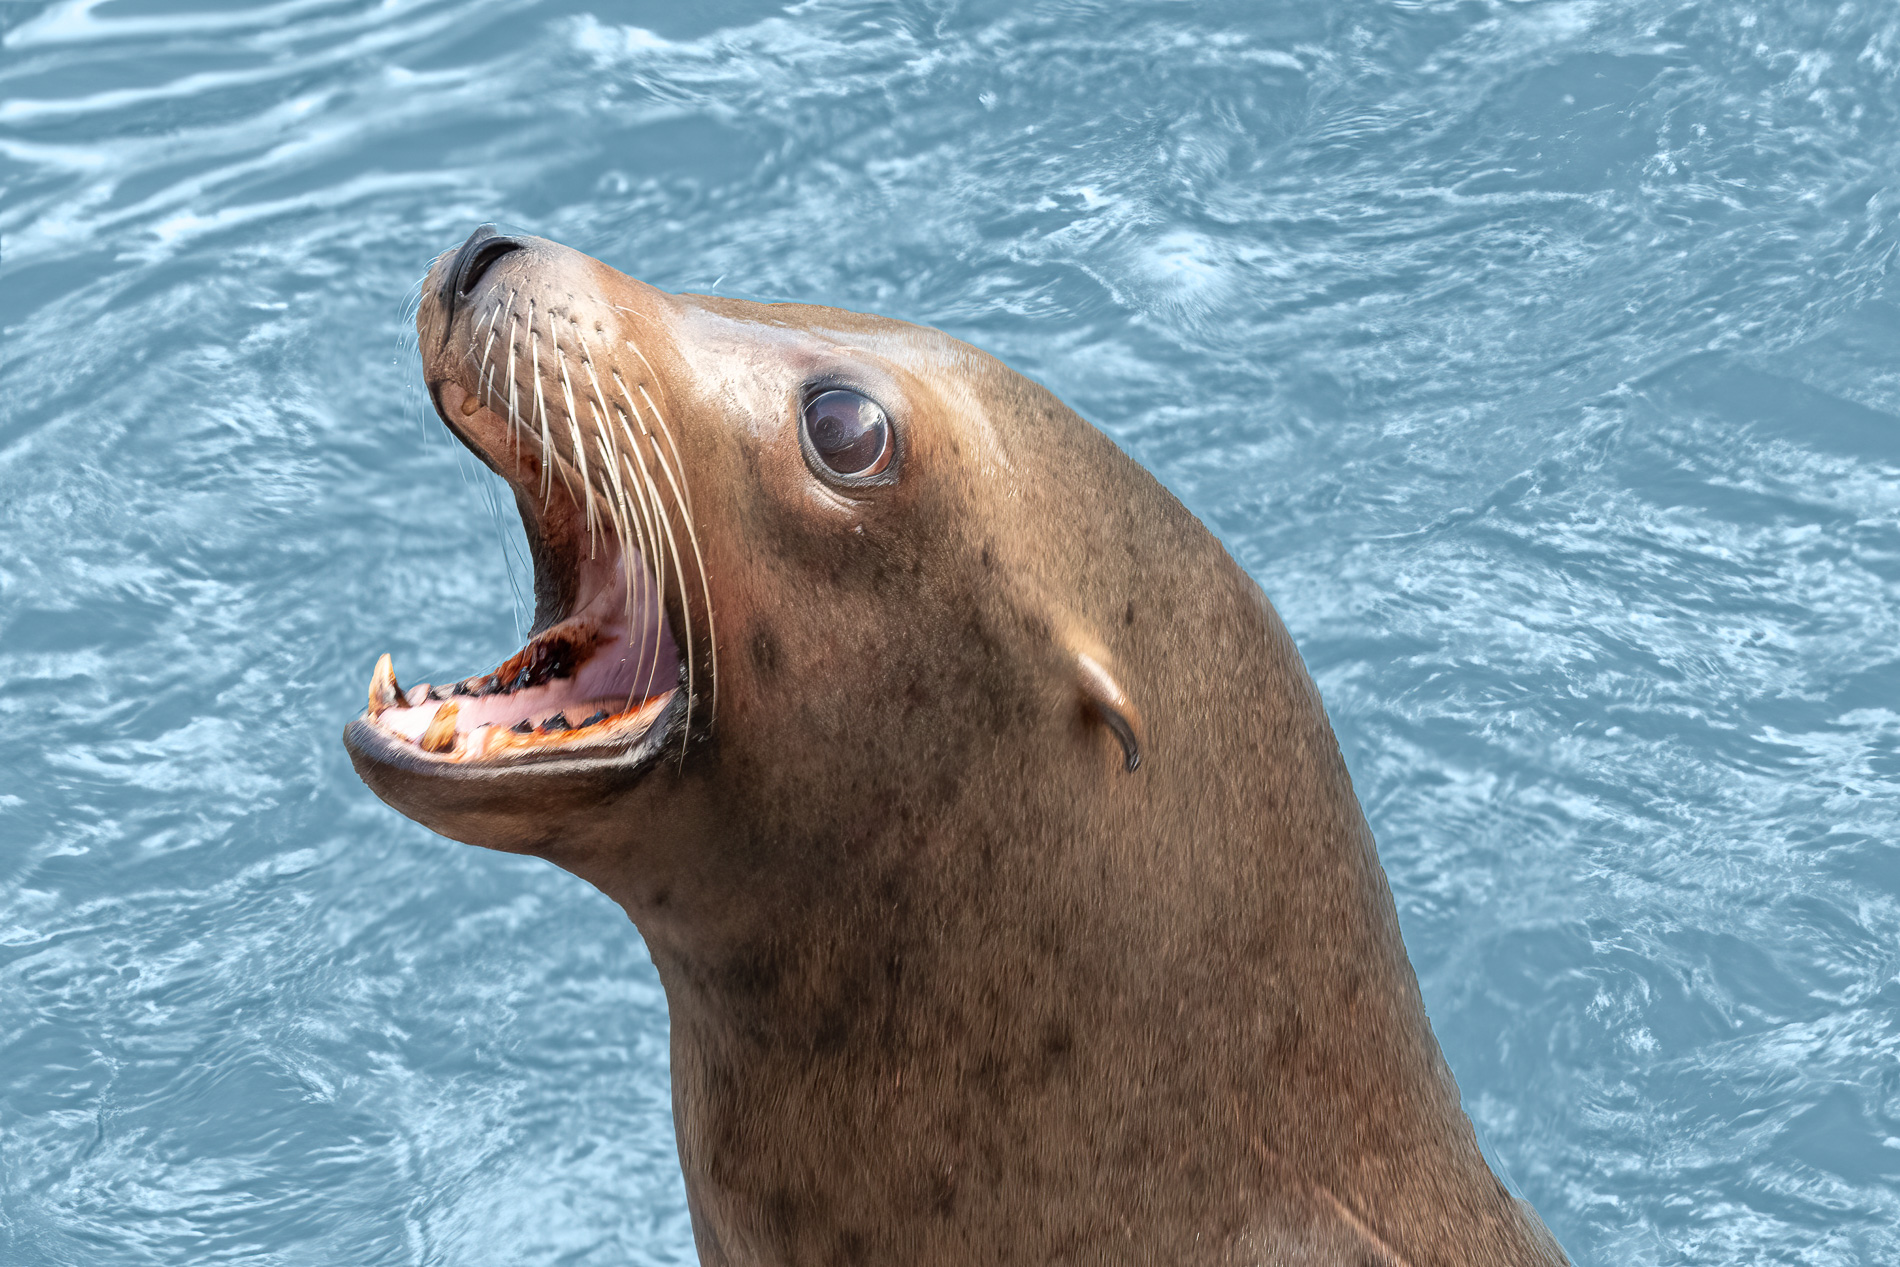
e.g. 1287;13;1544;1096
438;224;524;343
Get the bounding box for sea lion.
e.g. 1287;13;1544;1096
344;225;1569;1266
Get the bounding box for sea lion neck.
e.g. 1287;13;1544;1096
615;507;1527;1265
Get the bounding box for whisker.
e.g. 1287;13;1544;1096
506;316;521;469
636;380;717;726
475;292;512;410
529;315;573;506
587;400;650;696
616;452;667;712
618;444;668;711
607;399;669;709
473;314;496;387
552;326;598;558
614;372;696;744
579;343;669;699
587;401;640;657
476;292;505;341
575;333;663;701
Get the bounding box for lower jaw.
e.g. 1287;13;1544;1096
344;686;688;793
370;686;678;764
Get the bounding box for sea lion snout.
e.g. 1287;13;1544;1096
351;233;717;845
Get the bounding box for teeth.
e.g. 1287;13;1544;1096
369;654;402;716
421;702;460;753
405;685;432;706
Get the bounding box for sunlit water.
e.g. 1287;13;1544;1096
3;1;1898;1263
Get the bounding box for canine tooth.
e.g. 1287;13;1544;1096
369;654;402;716
405;685;431;706
421;703;460;753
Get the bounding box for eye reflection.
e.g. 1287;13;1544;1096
802;390;892;479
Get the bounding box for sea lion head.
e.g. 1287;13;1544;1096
344;227;1567;1265
345;225;1188;927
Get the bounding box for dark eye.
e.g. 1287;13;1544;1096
801;389;893;480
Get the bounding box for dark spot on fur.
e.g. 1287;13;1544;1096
1033;918;1066;958
765;1185;801;1238
1267;1007;1304;1064
926;1171;957;1218
812;1008;851;1055
749;627;781;678
1114;1124;1158;1168
970;1051;1010;1104
1041;1021;1073;1062
720;943;784;999
1125;601;1136;626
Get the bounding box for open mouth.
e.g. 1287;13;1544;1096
358;552;682;767
348;228;707;780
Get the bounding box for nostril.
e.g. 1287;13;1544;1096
458;236;523;297
437;225;526;350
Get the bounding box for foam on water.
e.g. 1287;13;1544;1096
3;1;1897;1263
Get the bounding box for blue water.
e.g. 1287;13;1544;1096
3;1;1897;1262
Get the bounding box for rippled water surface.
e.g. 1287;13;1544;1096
5;1;1899;1262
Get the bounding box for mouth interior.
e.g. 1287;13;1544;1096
362;542;681;764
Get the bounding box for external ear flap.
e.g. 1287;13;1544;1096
1075;651;1143;773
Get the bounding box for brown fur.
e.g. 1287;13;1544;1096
356;233;1568;1266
